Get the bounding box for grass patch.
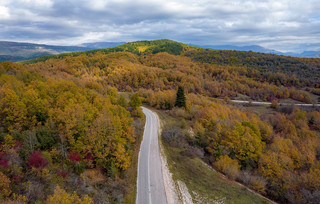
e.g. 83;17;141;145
166;147;271;204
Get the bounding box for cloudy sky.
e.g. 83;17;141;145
0;0;319;52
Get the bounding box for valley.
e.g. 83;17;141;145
0;40;319;203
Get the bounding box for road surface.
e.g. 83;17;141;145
136;107;167;204
231;100;320;107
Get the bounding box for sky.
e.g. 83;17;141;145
0;0;320;52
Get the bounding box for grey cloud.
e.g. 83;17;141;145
0;0;319;52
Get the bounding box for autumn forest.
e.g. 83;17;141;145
0;40;320;203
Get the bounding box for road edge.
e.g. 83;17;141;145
154;110;180;204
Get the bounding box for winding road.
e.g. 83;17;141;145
136;107;167;204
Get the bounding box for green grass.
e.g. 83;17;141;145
235;104;277;116
157;110;272;204
166;147;271;204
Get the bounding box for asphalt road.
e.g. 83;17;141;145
231;99;320;107
136;107;167;204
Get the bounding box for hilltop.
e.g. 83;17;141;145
23;39;320;86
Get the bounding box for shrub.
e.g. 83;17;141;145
308;111;320;130
238;171;267;194
171;107;189;118
46;185;93;204
69;152;81;162
180;146;204;159
85;153;94;161
300;189;320;204
35;126;56;150
0;159;8;169
28;151;48;169
214;155;240;179
131;107;144;118
57;169;69;178
271;100;278;109
74;162;85;175
162;128;186;147
84;153;94;167
0;171;11;198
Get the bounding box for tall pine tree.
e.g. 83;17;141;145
175;86;186;108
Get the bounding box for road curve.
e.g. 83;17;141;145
136;107;167;204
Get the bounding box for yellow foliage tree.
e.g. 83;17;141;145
222;122;265;163
214;155;241;179
0;172;11;198
46;186;93;204
0;87;26;131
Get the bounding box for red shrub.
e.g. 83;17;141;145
57;169;69;178
266;96;278;102
0;152;8;169
85;153;94;161
0;152;5;158
28;151;48;168
12;173;23;183
69;152;81;162
0;160;8;169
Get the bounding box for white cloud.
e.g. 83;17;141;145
0;6;10;20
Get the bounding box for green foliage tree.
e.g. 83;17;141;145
129;93;142;110
117;95;127;108
175;86;186;108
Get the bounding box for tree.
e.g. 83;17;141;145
46;185;93;204
117;95;127;108
214;155;240;179
0;87;26;131
0;172;11;198
129;93;142;110
271;100;278;109
175;86;186;108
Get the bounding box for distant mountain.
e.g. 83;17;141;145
0;41;125;62
191;44;283;55
192;44;320;58
81;42;126;49
0;41;90;62
298;51;320;58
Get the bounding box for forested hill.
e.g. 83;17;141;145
190;49;320;85
20;39;193;64
21;39;320;86
23;39;320;104
1;39;320;203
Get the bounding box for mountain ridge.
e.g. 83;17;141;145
191;44;320;58
0;41;127;62
0;39;320;62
